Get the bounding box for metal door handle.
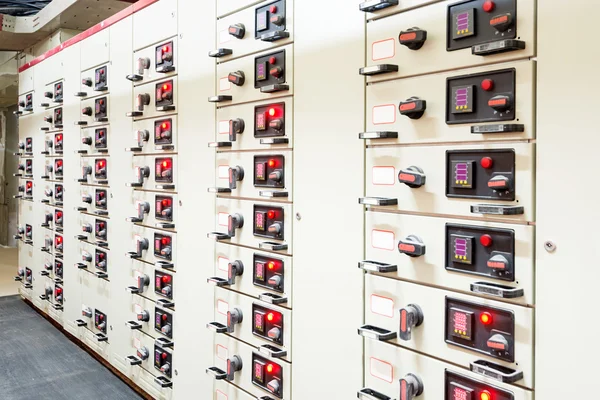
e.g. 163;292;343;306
359;64;398;76
470;282;524;299
470;359;523;383
359;197;398;206
359;131;398;140
358;260;397;273
258;344;287;359
357;325;397;341
357;387;394;400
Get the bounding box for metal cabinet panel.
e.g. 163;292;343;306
365;60;535;145
213;198;293;255
214;149;292;200
365;211;534;305
127;224;178;269
133;0;177;50
365;0;535;81
214;96;293;151
129;154;179;192
129;36;178;86
214;242;293;307
363;339;533;399
131;77;178;121
81;29;110;71
131;115;179;154
364;274;533;388
365;142;535;222
214;44;294;106
216;0;294;61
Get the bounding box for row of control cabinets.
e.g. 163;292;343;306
357;1;535;399
208;1;294;399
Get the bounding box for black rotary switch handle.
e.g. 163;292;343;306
399;97;426;119
398;235;426;257
228;213;244;237
399;373;424;400
226;355;243;381
128;166;151;187
126;57;150;82
127;201;150;223
398;166;426;188
228;24;245;39
229;118;245;142
488;94;512;113
228;166;244;190
209;260;244;286
227;307;243;333
128;237;149;258
399;28;427;50
228;71;245;87
137;274;150;293
398;304;424;341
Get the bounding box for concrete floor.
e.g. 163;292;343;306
0;247;20;297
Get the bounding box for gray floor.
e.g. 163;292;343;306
0;295;142;400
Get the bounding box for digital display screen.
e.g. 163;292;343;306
257;11;268;31
256;112;266;131
256;162;266;181
254;361;265;383
451;234;473;264
254;311;265;333
450;382;473;400
450;307;473;341
255;212;266;231
451;85;474;114
452;8;475;40
257;62;268;81
450;160;474;189
255;261;265;281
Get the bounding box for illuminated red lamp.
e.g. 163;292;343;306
267;261;277;270
161;237;170;245
479;234;493;247
163;45;169;52
266;363;274;373
267;210;276;219
162;199;171;206
268;108;276;117
162;275;171;283
480;390;492;400
267;312;275;322
268;159;276;168
480;312;493;325
163;83;170;91
162;122;169;130
480;157;493;169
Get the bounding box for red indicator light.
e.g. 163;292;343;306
57;135;62;140
27;182;32;188
162;122;168;129
162;314;167;321
269;56;277;65
480;312;493;325
56;236;63;244
266;363;274;373
270;5;277;13
268;159;276;168
480;390;492;400
162;275;171;283
268;108;276;117
100;99;104;105
268;261;276;270
163;84;169;91
99;161;105;167
480;157;493;169
267;210;276;219
161;237;170;245
482;1;495;12
481;79;494;91
162;199;170;206
162;352;168;359
267;312;275;322
480;234;493;247
163;45;169;52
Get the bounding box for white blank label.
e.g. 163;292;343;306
370;357;393;383
371;294;394;318
372;104;396;125
372;166;396;185
216;390;228;400
217;300;228;315
218;165;229;179
218;256;229;272
217;344;228;361
218;120;229;134
371;229;395;251
218;212;229;227
372;38;395;61
219;30;230;44
219;77;231;92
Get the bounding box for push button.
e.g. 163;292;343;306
399;28;427;50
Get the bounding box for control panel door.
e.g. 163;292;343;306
365;143;534;222
213;379;256;400
211;333;291;399
213;198;293;255
79;126;110;156
78;64;109;99
130;77;178;121
131;116;178;153
365;60;534;145
365;211;533;305
214;242;293;307
215;150;292;200
129;356;173;400
363;339;533;400
364;274;533;388
129;155;178;192
213;44;294;106
128;191;178;231
215;0;294;61
214;97;293;151
128;37;178;85
128;225;177;269
364;0;535;82
213;286;292;361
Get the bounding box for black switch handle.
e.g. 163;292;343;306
399;28;427;50
399;304;423;341
399;373;424;400
398;235;426;257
